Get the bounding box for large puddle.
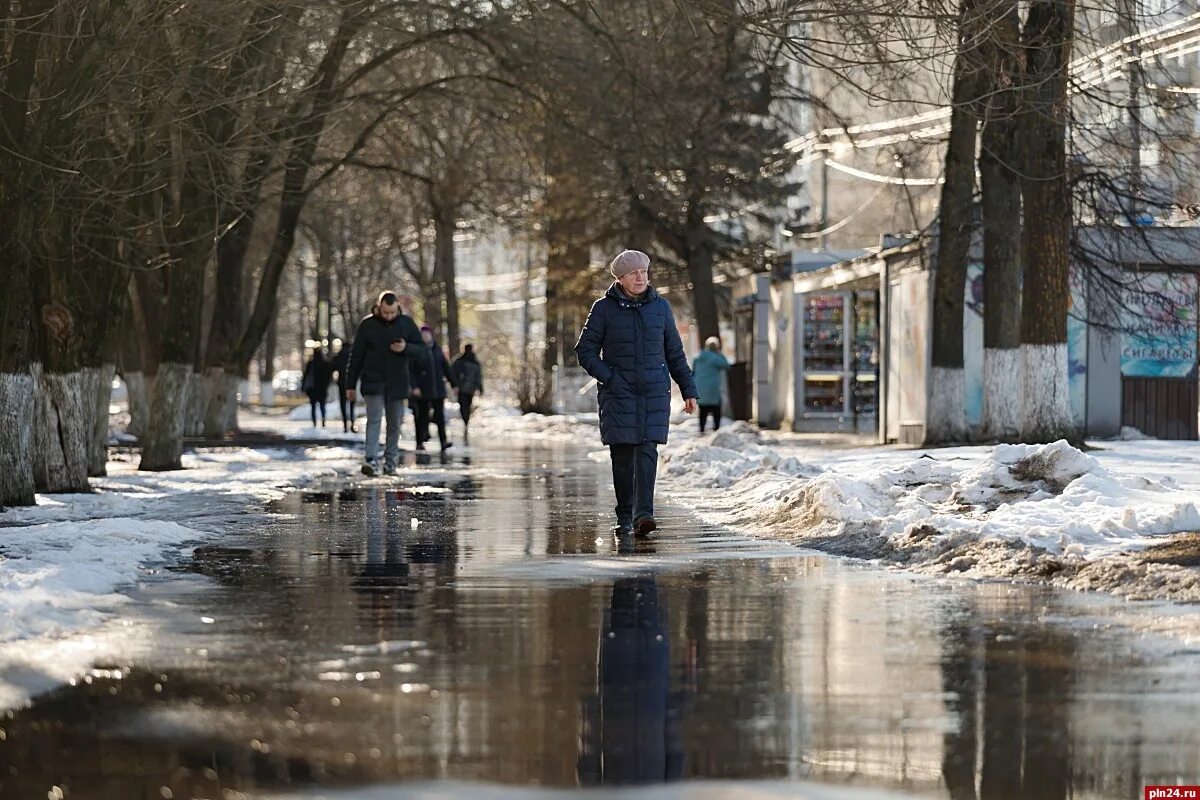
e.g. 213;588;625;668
3;444;1199;799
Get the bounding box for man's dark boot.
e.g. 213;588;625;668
613;522;633;536
634;517;657;537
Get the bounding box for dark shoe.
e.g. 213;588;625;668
612;523;633;536
634;517;657;537
441;441;453;452
361;460;378;477
383;462;397;476
415;442;426;451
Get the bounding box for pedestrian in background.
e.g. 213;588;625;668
347;291;429;476
409;324;455;452
575;249;698;538
302;346;334;427
451;343;483;445
691;336;730;433
330;339;356;433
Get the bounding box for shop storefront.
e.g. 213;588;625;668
738;227;1200;441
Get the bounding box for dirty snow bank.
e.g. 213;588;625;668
662;425;1200;601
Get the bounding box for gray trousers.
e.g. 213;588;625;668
364;393;406;465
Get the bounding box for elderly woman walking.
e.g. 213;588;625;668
692;336;730;433
575;249;699;537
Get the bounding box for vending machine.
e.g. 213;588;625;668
798;290;878;433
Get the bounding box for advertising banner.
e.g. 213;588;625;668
1121;273;1199;378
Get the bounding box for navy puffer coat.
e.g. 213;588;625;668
575;284;699;446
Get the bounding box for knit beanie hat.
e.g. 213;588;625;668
609;249;650;279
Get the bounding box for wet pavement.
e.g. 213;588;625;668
4;442;1200;799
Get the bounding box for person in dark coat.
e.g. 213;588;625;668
329;340;356;433
301;347;334;427
346;291;431;475
575;250;698;537
408;325;455;451
450;344;483;444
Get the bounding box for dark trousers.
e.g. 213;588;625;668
309;399;326;427
699;404;721;432
458;391;475;427
338;387;355;432
610;442;658;526
415;397;448;447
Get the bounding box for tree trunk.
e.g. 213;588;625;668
980;0;1024;441
434;209;460;354
0;244;36;507
203;366;242;437
33;365;91;493
229;13;362;374
686;236;721;343
0;370;36;507
1019;0;1076;443
125;371;149;438
140;362;191;471
927;0;983;445
185;370;207;438
87;363;115;477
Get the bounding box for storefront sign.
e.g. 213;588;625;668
1121;273;1198;378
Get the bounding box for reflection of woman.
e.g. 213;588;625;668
577;576;683;785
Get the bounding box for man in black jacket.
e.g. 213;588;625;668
346;291;430;475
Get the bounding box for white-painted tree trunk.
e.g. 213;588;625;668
185;370;207;438
203;367;241;438
1020;343;1075;443
87;363;115;477
125;371;149;438
140;362;191;471
0;371;36;506
982;347;1021;441
33;366;91;493
925;366;969;444
260;381;275;407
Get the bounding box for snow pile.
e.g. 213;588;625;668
0;517;200;708
470;407;598;442
0;444;367;708
1118;425;1155;441
661;422;819;488
762;440;1200;559
0;518;198;644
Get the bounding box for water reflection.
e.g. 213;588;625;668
1;445;1199;800
578;576;684;785
941;610;1076;800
